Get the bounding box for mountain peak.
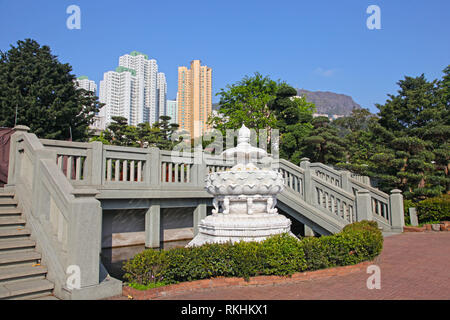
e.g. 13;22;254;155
296;89;361;116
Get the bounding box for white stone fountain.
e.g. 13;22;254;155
187;124;292;247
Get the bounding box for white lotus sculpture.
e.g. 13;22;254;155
187;124;292;246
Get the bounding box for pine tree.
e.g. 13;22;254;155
267;85;315;164
338;68;450;200
0;39;102;141
300;116;346;165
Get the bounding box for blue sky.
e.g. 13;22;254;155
1;0;449;113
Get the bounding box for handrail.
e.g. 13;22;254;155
8;128;104;298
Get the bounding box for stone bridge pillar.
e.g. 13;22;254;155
390;189;404;232
145;200;160;248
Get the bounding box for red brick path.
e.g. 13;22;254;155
113;232;450;300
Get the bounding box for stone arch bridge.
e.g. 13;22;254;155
0;126;404;299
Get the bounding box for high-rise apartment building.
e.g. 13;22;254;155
76;76;97;93
157;72;167;120
177;60;212;138
166;98;178;124
75;76;104;132
99;68;135;126
99;51;165;128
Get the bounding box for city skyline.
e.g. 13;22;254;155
1;1;448;114
99;51;167;128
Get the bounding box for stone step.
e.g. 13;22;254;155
0;208;22;216
0;279;54;299
0;217;26;228
33;295;59;300
0;251;41;266
0;239;35;251
0;193;14;199
0;228;31;238
0;265;47;282
0;199;18;206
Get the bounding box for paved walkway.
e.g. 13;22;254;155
154;232;450;300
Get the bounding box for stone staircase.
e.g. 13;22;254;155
0;191;57;300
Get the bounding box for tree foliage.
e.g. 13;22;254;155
0;39;102;141
97;116;180;150
267;85;315;164
208;72;280;133
337;67;450;200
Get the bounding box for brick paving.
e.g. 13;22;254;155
152;232;450;300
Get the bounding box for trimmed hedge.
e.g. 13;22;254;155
416;194;450;223
123;221;383;287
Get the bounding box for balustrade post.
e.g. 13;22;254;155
67;189;102;288
6;125;30;189
195;154;207;187
300;158;312;202
32;149;57;221
409;207;419;227
149;147;161;186
363;175;371;185
90;141;103;186
390;189;404;232
356;189;372;221
341;170;351;193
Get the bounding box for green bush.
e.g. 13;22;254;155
257;233;306;276
123;221;383;287
301;237;331;270
416;194;450;223
122;248;168;285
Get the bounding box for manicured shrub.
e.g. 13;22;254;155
300;236;331;270
122;220;383;287
227;241;262;279
122;248;168;285
257;233;307;276
342;220;379;233
416;194;450;223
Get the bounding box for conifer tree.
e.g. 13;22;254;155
0;39;101;141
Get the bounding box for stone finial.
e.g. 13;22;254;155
300;157;310;162
390;189;402;194
14;125;30;132
237;124;250;145
357;189;370;195
71;189;99;198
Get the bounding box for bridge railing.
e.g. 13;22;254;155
301;158;395;228
103;145;149;185
310;162;342;187
38;137;403;232
40;139;92;186
7;126;106;299
160;150;195;185
278;159;305;197
311;175;356;223
348;177;393;228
